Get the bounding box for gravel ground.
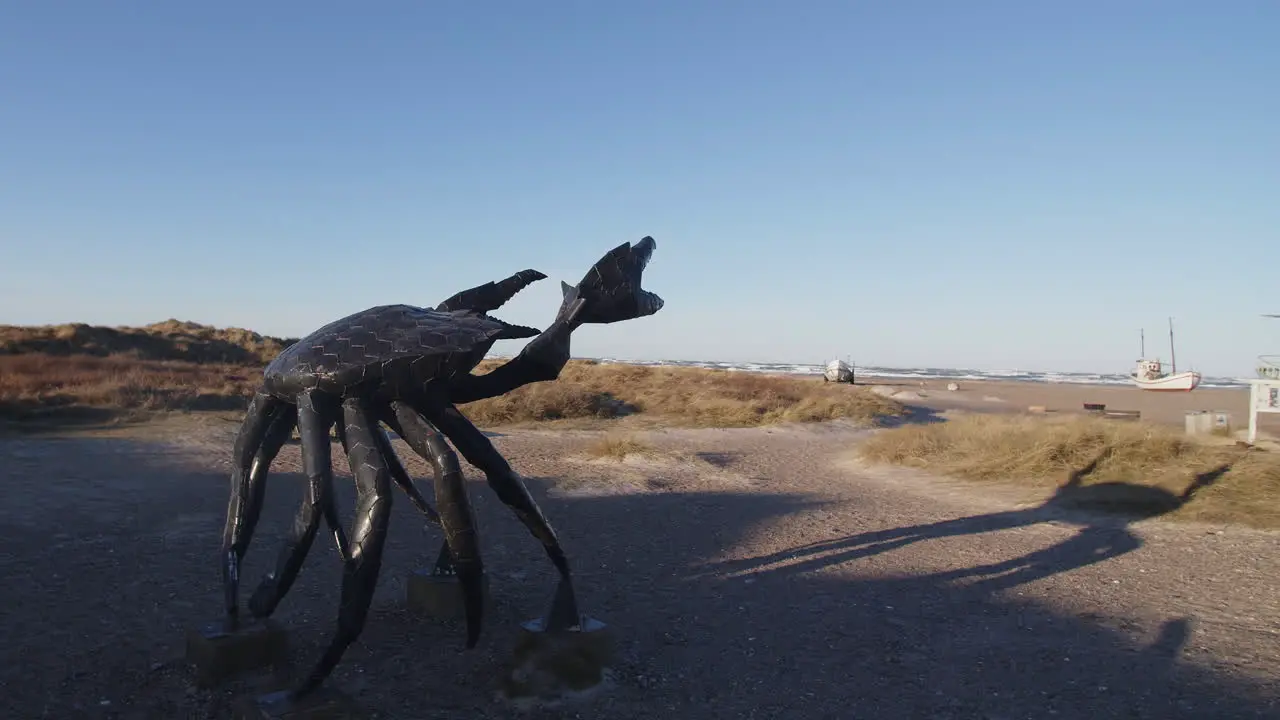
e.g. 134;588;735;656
1;415;1278;719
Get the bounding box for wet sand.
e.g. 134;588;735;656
858;376;1280;437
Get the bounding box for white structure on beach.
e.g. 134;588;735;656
1248;314;1280;444
1258;314;1280;380
1247;378;1280;444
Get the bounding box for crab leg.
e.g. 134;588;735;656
291;396;395;700
247;391;342;619
376;411;443;526
428;402;581;631
221;389;290;619
390;400;485;647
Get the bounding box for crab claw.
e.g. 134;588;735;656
560;236;664;325
491;320;542;340
437;268;548;314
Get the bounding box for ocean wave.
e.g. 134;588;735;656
580;357;1249;389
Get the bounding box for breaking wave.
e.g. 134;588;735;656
577;358;1249;389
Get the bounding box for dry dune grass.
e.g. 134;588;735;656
1;352;904;429
860;414;1280;529
1;319;903;427
461;359;905;428
0;354;259;421
0;320;295;364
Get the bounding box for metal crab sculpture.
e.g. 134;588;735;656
219;238;663;700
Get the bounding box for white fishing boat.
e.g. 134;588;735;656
1132;358;1201;391
823;358;855;383
1131;319;1201;392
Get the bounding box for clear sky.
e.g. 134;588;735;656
2;2;1277;376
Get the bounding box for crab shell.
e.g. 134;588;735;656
263;304;540;401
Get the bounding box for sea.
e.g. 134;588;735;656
579;357;1251;390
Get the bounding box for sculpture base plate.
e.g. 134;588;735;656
186;617;289;687
501;616;616;700
232;687;365;720
406;570;489;619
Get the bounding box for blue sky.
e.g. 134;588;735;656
1;2;1277;376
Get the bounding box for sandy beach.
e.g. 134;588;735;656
858;375;1280;437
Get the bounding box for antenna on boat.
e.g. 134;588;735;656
1168;316;1177;374
1139;328;1145;358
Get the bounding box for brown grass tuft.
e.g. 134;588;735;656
582;434;658;460
859;414;1280;529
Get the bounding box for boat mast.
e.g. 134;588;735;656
1140;329;1145;358
1168;317;1177;373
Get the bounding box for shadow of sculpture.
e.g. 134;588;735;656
698;454;1231;591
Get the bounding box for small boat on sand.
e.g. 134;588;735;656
1131;319;1201;392
1132;359;1201;391
823;358;855;384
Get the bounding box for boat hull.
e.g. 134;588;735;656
824;360;854;383
1132;371;1201;392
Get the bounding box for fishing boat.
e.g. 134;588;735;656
823;358;855;384
1131;318;1201;392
